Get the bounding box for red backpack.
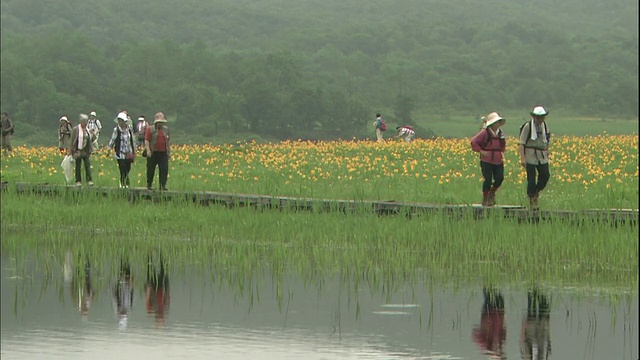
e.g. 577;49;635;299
379;119;387;131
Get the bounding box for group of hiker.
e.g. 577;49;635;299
58;111;171;190
375;105;551;210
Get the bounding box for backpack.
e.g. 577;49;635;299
519;120;550;142
379;119;387;131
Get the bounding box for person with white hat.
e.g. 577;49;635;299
471;112;507;207
134;115;149;148
144;112;171;191
68;113;94;186
87;111;102;150
518;105;551;210
58;115;73;154
108;112;137;188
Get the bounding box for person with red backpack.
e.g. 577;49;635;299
471;112;506;207
373;113;386;142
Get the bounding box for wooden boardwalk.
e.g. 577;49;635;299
3;181;638;225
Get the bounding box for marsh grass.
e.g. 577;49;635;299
1;190;636;297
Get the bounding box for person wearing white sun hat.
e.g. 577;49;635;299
87;111;102;150
58;115;73;154
519;105;551;210
471;112;507;207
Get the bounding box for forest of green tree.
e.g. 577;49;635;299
1;0;637;144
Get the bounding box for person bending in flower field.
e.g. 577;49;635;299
394;125;415;142
471;112;506;207
519;105;551;210
144;112;170;191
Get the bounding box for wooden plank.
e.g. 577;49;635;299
8;182;638;225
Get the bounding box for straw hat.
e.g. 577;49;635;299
89;111;97;117
153;112;167;124
59;116;69;122
484;112;506;127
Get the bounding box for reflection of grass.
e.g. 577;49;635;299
1;191;637;294
1;137;637;210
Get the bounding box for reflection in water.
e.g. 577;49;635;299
114;258;134;330
472;288;506;359
145;253;170;327
520;289;552;360
70;253;95;319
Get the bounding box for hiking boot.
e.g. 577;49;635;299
487;187;496;207
529;196;539;210
482;193;489;207
75;181;82;186
533;192;539;209
146;185;153;190
160;185;168;191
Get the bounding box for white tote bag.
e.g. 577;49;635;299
61;155;74;183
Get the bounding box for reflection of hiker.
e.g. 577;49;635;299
373;113;386;142
114;259;134;330
519;106;551;210
471;112;506;207
146;254;170;327
520;289;552;360
70;255;95;319
472;288;506;359
394;125;415;142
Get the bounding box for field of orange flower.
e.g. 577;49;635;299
1;135;638;210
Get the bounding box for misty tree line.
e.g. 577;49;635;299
0;0;637;144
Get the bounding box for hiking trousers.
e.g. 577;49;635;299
526;163;550;197
147;151;169;188
480;161;504;193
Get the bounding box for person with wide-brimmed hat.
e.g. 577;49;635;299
471;112;507;206
519;105;551;210
58;115;73;154
144;112;171;191
108;111;137;188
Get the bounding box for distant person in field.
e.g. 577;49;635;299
58;116;73;154
145;112;170;191
134;116;149;149
373;113;386;142
108;112;137;188
471;112;506;207
87;111;102;150
519;105;551;210
1;112;14;156
69;114;94;186
394;125;415;142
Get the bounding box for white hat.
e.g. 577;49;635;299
137;116;145;121
79;113;89;122
484;112;506;127
90;111;97;117
114;111;129;124
59;116;68;122
530;106;549;117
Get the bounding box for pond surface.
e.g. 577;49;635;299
1;255;637;360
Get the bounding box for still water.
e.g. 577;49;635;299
1;255;637;360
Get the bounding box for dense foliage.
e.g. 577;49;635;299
1;0;637;144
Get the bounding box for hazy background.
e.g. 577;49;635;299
1;0;637;144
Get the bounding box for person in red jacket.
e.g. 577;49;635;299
471;112;506;206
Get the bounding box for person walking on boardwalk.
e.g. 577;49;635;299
134;116;149;150
58;116;73;154
373;113;386;142
69;114;94;186
394;125;415;142
1;112;14;156
519;105;551;210
108;112;137;188
144;112;170;191
87;111;102;150
471;112;506;207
